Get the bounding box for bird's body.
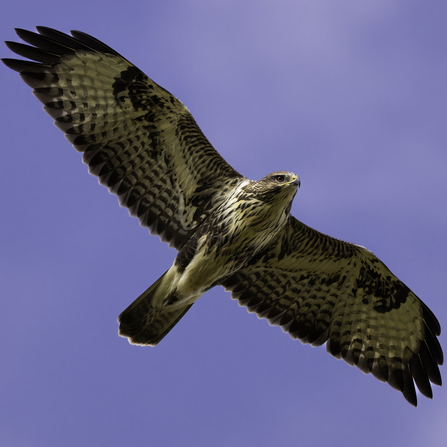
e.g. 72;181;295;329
120;172;300;345
2;27;442;406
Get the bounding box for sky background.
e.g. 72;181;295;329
1;1;446;446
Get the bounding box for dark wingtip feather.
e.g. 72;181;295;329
410;354;433;399
1;58;21;72
70;30;125;59
14;28;78;56
4;41;60;64
34;26;83;49
419;340;442;386
422;300;441;336
425;325;444;366
1;58;48;73
387;368;417;407
402;367;418;407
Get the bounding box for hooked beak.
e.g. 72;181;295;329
293;176;301;188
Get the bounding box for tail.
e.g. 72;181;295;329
118;270;193;346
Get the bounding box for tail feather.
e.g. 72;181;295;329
118;270;193;346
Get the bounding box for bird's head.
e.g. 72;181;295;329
251;171;301;207
265;171;301;188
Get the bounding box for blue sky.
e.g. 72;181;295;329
1;1;446;446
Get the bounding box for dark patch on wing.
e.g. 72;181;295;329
357;261;410;313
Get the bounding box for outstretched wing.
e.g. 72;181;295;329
2;27;243;250
221;216;443;406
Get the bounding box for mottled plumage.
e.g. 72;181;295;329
3;27;442;406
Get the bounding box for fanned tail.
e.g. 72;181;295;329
118;270;193;346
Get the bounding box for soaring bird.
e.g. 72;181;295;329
2;27;442;406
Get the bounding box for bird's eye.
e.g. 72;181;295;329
274;175;285;182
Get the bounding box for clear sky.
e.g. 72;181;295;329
1;1;446;446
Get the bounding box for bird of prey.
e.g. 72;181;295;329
2;27;442;406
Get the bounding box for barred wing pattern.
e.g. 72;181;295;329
222;217;443;406
3;27;242;250
3;28;442;406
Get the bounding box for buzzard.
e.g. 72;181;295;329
3;27;442;406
